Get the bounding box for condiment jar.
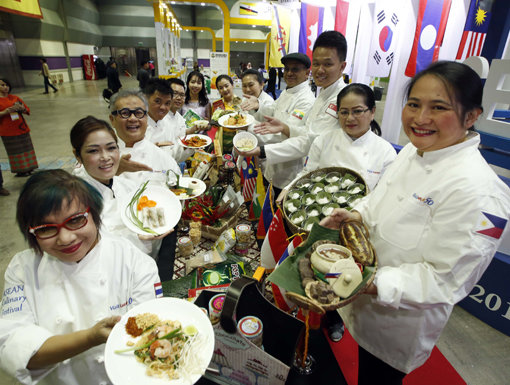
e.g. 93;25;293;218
208;294;225;325
177;236;194;258
237;316;263;348
235;224;251;243
189;221;202;245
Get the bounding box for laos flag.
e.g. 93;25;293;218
405;0;452;77
367;0;400;77
299;3;325;62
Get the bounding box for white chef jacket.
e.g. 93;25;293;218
0;232;160;385
339;132;510;373
265;78;346;165
248;81;315;189
286;128;396;191
77;172;157;256
146;113;193;163
117;137;181;187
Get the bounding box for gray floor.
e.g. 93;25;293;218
0;78;509;385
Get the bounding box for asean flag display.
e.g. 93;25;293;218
260;209;289;269
405;0;452;77
334;0;349;36
299;3;325;62
456;0;494;60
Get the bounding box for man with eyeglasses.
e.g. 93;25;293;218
144;78;192;163
109;89;181;186
239;52;315;196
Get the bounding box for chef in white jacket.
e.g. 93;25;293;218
240;31;347;168
283;84;396;193
240;53;315;193
321;62;510;385
0;169;161;385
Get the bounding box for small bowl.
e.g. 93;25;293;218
321;202;340;216
303;216;320;232
310;183;325;195
347;194;364;208
301;193;315;206
288;189;304;201
315;191;332;205
233;131;258;152
333;191;350;206
305;204;321;218
295;178;312;189
311;171;326;183
290;210;306;226
324;182;341;194
340;173;358;189
193;119;209;129
347;183;365;195
284;199;301;214
310;243;352;274
325;172;342;183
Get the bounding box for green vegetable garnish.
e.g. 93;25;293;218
125;181;158;235
114;327;183;354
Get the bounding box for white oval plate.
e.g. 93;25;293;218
179;134;212;149
170;177;207;200
105;297;214;385
217;112;255;129
121;184;182;236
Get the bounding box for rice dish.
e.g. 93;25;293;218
292;215;304;224
317;197;329;204
341;179;355;188
349;186;362;194
286;203;298;213
325;185;340;193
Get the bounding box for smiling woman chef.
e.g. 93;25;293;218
0;169;160;385
321;61;510;385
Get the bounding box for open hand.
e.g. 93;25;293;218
253;116;288;135
138;227;174;241
319;209;362;230
89;316;121;345
240;94;259;111
235;146;261;157
117;154;153;175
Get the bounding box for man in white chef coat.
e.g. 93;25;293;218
240;31;347;176
240;52;316;196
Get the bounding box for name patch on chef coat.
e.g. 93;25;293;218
325;103;338;118
475;211;508;239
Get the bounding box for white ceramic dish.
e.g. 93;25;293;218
217;112;255;129
170;177;207;200
233;131;258;152
179;134;212;149
121;184;182;236
104;297;214;385
193;120;210;129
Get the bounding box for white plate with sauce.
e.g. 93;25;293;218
218;112;255;129
169;177;207;200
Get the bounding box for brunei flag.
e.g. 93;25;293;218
475;211;508;239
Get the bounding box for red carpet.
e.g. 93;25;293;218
326;329;466;385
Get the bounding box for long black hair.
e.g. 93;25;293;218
185;70;209;107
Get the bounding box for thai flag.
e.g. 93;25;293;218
256;183;274;240
260;209;289;269
154;282;163;298
299;3;325;62
476;211;508;239
456;0;493;60
241;156;257;202
405;0;452;77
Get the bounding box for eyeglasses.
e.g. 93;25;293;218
173;92;186;99
338;108;370;118
112;108;147;119
29;208;90;239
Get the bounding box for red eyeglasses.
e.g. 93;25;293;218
29;208;90;239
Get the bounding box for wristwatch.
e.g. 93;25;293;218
259;145;266;159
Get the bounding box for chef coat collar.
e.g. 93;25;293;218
318;78;345;100
341;126;374;144
117;137;147;150
414;131;480;164
285;80;310;95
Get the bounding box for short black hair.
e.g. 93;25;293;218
17;170;103;256
215;74;233;88
167;77;185;89
70;116;118;158
140;60;148;66
313;31;347;62
144;78;173;97
337;83;381;136
241;69;264;85
0;78;12;93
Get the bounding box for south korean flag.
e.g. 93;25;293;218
367;0;400;77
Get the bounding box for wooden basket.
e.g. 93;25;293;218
282;167;368;237
184;205;245;241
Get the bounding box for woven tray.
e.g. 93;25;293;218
282;167;368;237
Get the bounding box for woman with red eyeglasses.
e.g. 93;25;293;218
0;169;160;385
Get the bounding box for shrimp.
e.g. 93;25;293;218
149;339;172;359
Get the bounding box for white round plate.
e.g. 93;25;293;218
170;177;207;200
179;134;212;149
217;112;255;129
105;297;214;385
121;184;182;236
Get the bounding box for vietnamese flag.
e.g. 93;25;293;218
405;0;452;77
299;3;325;62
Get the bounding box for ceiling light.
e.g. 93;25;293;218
244;41;246;44
252;42;254;44
201;2;205;5
252;25;256;28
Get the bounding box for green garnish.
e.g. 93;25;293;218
115;327;183;354
126;181;158;235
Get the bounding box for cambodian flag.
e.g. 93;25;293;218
456;0;494;60
299;3;325;62
405;0;452;77
476;211;508;239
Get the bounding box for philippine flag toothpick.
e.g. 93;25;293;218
475;211;508;239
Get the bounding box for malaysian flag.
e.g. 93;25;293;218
241;156;257;202
456;0;494;60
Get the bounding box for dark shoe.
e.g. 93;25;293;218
15;172;31;177
43;92;49;94
0;187;9;196
328;322;344;342
53;89;58;93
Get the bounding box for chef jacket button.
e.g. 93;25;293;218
55;317;62;324
99;278;106;285
96;355;104;363
397;195;404;201
425;165;432;173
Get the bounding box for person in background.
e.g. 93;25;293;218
0;169;161;385
277;67;283;90
241;69;274;115
265;67;277;100
0;166;9;196
247;62;252;69
240;53;315;197
39;58;58;94
182;70;211;121
212;75;242;152
321;61;510;385
106;60;122;94
0;78;39;177
137;61;150;90
148;60;155;77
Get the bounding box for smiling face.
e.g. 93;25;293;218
283;60;309;88
188;75;203;99
217;78;234;102
402;75;479;154
109;95;147;147
242;74;264;97
36;199;98;263
170;83;185;112
0;80;9;96
77;129;119;184
338;93;374;139
311;47;346;88
148;91;172;122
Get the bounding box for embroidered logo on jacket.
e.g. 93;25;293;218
291;109;305;120
412;193;434;206
475;211;507;239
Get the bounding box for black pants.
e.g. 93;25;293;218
358;346;406;385
157;230;177;281
43;76;57;92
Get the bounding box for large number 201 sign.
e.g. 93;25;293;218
469;284;510;321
